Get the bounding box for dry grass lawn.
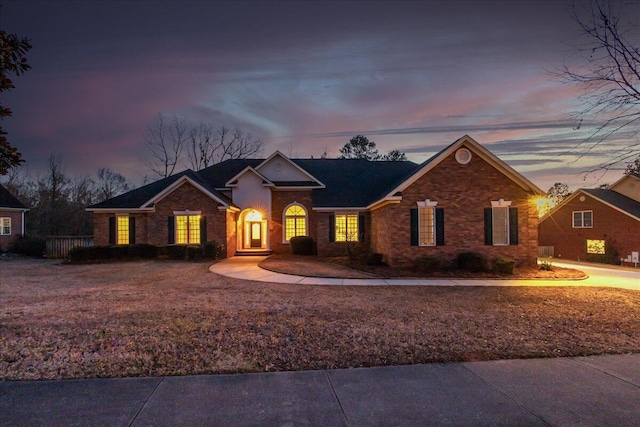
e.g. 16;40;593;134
1;258;638;380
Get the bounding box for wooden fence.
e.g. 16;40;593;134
538;246;554;258
46;236;93;259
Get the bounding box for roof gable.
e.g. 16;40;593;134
0;184;28;210
381;135;543;199
225;166;274;188
540;188;640;223
610;173;640;202
142;173;232;209
255;151;324;188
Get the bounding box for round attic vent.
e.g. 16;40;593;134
455;148;472;164
274;161;283;171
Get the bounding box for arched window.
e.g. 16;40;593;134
283;203;307;242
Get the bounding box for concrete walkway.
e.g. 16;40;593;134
210;256;640;290
2;354;639;426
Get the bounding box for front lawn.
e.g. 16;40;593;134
1;259;638;380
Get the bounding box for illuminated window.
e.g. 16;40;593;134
284;204;307;242
419;207;435;246
335;214;358;242
492;206;509;245
176;215;200;244
573;211;592;228
0;218;11;235
116;216;129;245
587;239;605;254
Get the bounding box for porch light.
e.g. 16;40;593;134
246;209;262;221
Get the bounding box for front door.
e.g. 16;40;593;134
249;221;262;248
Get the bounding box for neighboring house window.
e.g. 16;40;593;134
484;200;518;246
0;218;11;235
117;216;129;245
175;214;201;244
284;203;307;242
587;239;605;254
109;216;135;245
573;211;593;228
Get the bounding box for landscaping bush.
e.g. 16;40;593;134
203;241;226;259
457;251;489;272
186;245;204;261
365;252;384;266
492;256;516;275
164;245;188;260
68;245;111;262
540;260;553;271
9;236;46;258
290;236;314;255
109;245;129;259
127;243;158;259
414;255;442;272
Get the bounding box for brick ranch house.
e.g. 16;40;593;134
0;183;28;252
88;135;543;266
539;173;640;266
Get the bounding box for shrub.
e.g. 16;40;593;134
9;236;46;258
414;255;442;272
457;251;489;272
540;260;553;271
290;236;314;255
68;245;110;262
127;243;158;259
109;245;129;259
492;256;516;275
164;245;188;260
203;241;226;259
365;252;384;266
186;245;204;261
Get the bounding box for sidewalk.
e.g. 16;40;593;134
210;256;640;290
2;354;638;426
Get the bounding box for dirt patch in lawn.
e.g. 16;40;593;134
260;253;587;279
1;259;638;380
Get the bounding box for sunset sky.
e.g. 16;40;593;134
2;1;637;191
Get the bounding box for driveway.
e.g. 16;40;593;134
210;257;640;290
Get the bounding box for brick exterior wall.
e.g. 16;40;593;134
92;182;230;254
539;192;640;262
0;210;24;251
371;151;538;266
316;211;371;257
269;190;316;253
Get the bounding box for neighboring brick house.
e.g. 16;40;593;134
88;135;542;266
538;173;640;266
0;183;29;251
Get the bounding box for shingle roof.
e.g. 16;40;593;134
0;184;27;209
89;158;422;210
583;189;640;219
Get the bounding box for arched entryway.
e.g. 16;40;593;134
237;208;269;252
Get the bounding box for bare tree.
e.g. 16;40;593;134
215;127;264;164
186;122;216;171
558;0;640;171
95;168;131;202
141;114;188;178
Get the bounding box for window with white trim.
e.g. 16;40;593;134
284;204;307;242
417;200;438;246
335;214;358;242
0;217;11;235
491;199;511;246
176;214;201;244
573;211;592;228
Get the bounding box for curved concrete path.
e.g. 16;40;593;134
210;256;640;290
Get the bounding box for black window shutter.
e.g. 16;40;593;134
129;217;136;244
410;208;418;246
200;216;207;244
484;208;493;245
168;216;175;244
108;217;116;244
358;214;365;242
329;214;335;242
435;208;445;246
509;207;518;245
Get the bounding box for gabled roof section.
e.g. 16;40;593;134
381;135;543;199
0;183;28;210
539;188;640;223
609;172;640;202
88;170;233;210
224;166;274;188
255;151;325;188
